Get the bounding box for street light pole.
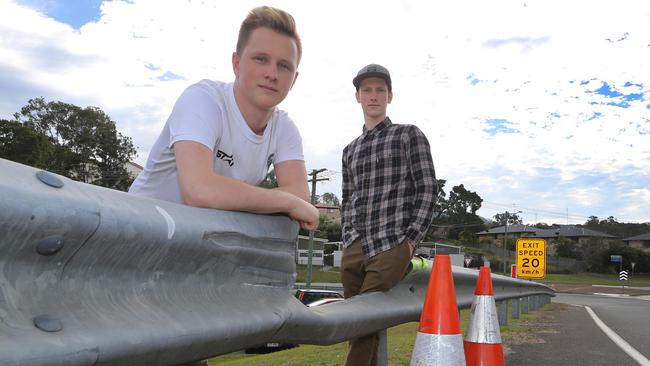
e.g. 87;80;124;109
503;212;509;275
503;210;522;275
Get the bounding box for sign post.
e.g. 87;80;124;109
619;270;628;294
516;238;546;279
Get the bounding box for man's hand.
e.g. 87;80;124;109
289;198;320;231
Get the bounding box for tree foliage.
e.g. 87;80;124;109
2;98;137;191
583;215;650;238
493;211;523;226
429;181;485;241
0;119;55;168
319;192;341;207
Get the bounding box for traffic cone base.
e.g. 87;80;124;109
464;342;505;365
411;333;465;366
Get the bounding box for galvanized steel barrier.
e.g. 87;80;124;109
0;158;554;366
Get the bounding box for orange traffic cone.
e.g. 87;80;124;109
410;255;466;366
464;266;505;366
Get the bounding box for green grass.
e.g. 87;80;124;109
295;265;342;283
536;272;650;286
295;264;650;288
208;304;553;365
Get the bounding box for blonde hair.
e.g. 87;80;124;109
236;6;302;65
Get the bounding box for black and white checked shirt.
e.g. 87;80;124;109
341;117;438;258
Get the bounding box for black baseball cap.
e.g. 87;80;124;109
352;64;392;91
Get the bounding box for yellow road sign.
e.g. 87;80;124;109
516;238;546;279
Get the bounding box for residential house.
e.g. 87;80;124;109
476;224;539;241
622;233;650;252
315;203;340;222
532;225;616;244
126;161;143;179
477;224;616;255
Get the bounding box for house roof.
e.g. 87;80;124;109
477;224;539;235
477;224;615;238
315;203;339;209
622;232;650;241
532;225;615;238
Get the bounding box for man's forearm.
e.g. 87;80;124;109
183;173;303;214
274;185;310;202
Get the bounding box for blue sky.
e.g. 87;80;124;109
1;0;649;224
17;0;104;29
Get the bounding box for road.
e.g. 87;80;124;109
555;293;650;363
506;293;650;366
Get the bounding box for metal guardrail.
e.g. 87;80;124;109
0;158;554;365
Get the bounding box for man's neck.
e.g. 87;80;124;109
233;85;273;136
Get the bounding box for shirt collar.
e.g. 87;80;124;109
362;117;392;136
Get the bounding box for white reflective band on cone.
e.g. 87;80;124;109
410;332;465;366
465;295;502;344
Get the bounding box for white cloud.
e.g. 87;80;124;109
1;0;649;223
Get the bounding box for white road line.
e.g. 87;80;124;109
584;306;650;366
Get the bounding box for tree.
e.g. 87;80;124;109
429;182;485;240
448;184;483;216
10;98;137;191
582;215;650;239
0;119;55;168
431;179;449;220
493;211;523;226
320;192;340;207
259;167;278;188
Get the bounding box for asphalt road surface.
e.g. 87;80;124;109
506;293;650;366
556;293;650;363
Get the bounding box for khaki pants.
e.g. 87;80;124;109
340;239;412;366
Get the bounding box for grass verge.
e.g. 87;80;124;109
209;301;554;365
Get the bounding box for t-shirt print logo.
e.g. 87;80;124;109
216;150;234;167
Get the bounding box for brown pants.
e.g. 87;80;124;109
340;239;412;366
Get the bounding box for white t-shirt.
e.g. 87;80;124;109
129;80;304;203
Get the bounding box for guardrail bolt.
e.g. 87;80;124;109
36;235;64;256
33;315;63;332
36;171;64;188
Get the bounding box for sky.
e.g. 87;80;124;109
1;0;649;225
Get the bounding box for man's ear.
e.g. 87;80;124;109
387;91;393;104
232;52;240;77
355;91;361;103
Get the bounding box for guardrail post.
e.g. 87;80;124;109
497;300;508;326
378;329;387;366
511;297;520;319
522;296;529;314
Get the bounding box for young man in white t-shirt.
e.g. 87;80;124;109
130;6;318;232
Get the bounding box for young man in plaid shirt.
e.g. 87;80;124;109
340;64;438;366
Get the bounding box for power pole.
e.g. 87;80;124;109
306;168;329;288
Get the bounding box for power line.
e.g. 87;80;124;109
481;200;593;221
